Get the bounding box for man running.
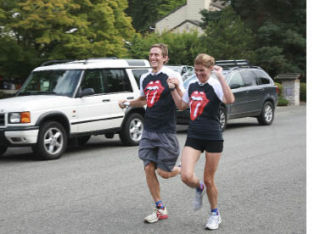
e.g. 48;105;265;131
119;43;184;223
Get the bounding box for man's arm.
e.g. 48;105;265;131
118;96;146;109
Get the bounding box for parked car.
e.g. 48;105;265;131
176;60;278;130
165;65;194;81
0;58;150;159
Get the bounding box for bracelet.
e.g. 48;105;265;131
169;86;176;91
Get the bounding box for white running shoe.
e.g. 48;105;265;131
205;212;222;230
193;186;206;211
144;207;168;223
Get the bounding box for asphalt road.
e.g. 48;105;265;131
0;105;306;234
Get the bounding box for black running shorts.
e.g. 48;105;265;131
185;137;223;153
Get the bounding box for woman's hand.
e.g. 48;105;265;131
213;65;223;76
167;77;179;88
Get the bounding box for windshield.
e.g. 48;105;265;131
18;70;82;97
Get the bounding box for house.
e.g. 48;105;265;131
155;0;225;34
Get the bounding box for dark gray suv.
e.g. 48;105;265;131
176;60;278;130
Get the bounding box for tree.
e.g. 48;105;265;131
215;0;306;78
128;31;204;65
0;0;136;80
126;0;186;32
201;6;256;61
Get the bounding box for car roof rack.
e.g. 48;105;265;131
216;59;250;68
41;57;119;66
41;59;74;66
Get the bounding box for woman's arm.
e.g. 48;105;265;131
213;65;235;104
167;80;188;110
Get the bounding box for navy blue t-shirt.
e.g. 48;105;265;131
182;77;224;140
140;67;184;133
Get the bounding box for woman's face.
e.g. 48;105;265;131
194;64;212;83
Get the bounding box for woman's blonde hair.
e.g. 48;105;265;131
194;53;215;68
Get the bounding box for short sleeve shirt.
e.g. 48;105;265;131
140;66;184;133
182;77;224;140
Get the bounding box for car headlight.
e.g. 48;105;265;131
9;112;31;123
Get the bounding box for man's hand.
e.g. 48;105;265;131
118;100;129;109
167;77;179;88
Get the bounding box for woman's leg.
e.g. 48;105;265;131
180;146;202;188
204;152;221;209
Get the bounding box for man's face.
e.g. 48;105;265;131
149;47;167;71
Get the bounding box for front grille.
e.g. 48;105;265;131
0;113;4;126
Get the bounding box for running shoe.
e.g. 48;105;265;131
144;207;168;223
205;212;222;230
193;186;206;211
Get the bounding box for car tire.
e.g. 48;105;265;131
0;144;7;156
120;113;144;146
219;106;227;131
257;101;274;125
32;121;67;160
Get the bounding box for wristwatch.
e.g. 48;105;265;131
169;86;176;91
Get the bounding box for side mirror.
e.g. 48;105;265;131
230;84;241;89
78;88;95;97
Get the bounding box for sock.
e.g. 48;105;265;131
211;208;219;215
196;182;204;192
156;200;164;209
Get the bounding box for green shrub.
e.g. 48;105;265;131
274;82;282;96
277;96;289;106
300;82;306;102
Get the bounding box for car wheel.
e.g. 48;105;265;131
0;144;8;156
120;113;144;146
77;135;91;146
257;101;274;125
219;106;227;131
33;121;67;160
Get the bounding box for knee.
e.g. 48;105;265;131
181;172;193;184
204;177;215;189
145;163;156;175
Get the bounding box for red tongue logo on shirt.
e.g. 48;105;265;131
190;91;209;121
144;80;165;107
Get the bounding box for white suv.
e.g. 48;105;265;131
0;58;150;159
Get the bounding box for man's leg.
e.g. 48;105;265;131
144;162;169;223
157;166;181;179
144;162;161;202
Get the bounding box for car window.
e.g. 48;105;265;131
181;66;187;74
19;70;82;97
240;70;256;87
254;70;271;85
101;69;132;93
228;72;244;89
132;69;149;85
81;70;104;94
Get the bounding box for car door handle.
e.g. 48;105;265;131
102;99;110;102
127;96;134;100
